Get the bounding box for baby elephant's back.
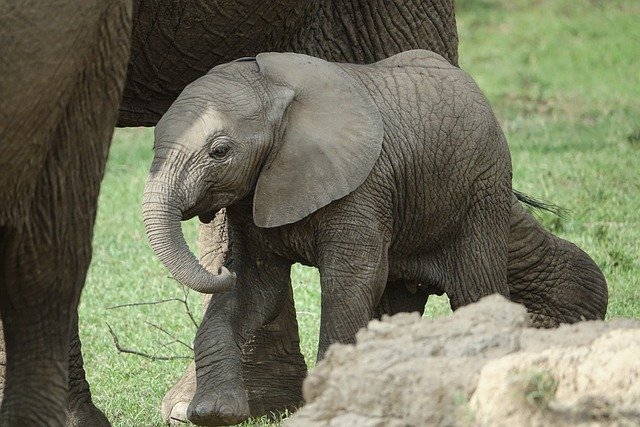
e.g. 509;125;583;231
341;50;511;243
345;48;508;183
367;49;500;154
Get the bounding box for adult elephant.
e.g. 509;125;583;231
1;1;459;426
0;1;133;425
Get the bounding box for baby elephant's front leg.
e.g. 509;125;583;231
317;231;389;360
187;258;293;426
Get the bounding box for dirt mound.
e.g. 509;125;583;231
285;295;640;426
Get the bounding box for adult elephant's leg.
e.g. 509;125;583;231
0;315;4;395
0;304;106;422
0;2;132;424
67;314;109;427
507;196;608;327
0;197;89;426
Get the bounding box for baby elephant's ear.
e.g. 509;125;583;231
253;52;383;228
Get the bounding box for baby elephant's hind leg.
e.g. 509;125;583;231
442;192;511;310
506;197;608;327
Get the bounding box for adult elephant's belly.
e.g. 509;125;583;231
116;0;313;127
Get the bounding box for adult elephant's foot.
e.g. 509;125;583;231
161;361;196;425
67;402;110;427
67;319;111;426
187;388;250;426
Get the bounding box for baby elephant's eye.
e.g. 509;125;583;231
209;141;231;160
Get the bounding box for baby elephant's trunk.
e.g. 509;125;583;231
142;176;235;294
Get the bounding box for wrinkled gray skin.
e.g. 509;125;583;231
506;197;608;327
1;1;459;425
148;53;608;426
373;193;609;325
134;1;461;425
143;50;515;425
0;2;132;425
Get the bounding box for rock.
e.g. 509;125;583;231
285;295;640;427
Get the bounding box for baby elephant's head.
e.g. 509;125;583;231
142;52;383;293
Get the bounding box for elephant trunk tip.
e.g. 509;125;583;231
180;266;237;294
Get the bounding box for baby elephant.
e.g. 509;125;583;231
143;50;513;424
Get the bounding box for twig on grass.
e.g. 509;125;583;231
157;340;190;357
107;279;200;329
105;298;185;310
105;281;200;361
107;323;191;361
144;320;193;351
177;283;200;329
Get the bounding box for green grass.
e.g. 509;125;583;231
81;1;639;424
457;0;640;319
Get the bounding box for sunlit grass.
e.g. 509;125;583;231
458;0;640;319
80;1;639;424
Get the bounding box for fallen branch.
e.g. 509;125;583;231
178;284;199;328
107;281;200;329
105;281;201;361
144;320;193;352
105;298;185;310
107;323;191;361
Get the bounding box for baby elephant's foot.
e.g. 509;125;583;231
188;389;250;426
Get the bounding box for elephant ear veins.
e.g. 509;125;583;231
253;52;383;228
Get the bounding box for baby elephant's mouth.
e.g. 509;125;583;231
181;201;218;223
181;206;217;223
182;192;236;223
198;210;218;224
